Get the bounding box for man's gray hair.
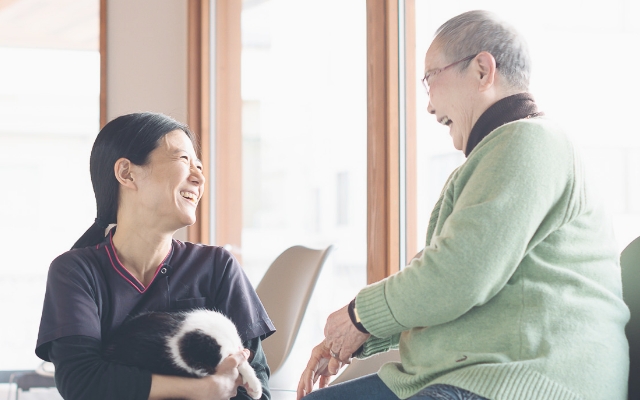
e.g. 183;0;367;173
434;10;531;91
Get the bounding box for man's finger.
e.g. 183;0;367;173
327;357;342;375
296;382;307;400
297;370;307;400
319;375;331;389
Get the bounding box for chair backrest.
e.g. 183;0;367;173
256;245;333;375
621;235;640;398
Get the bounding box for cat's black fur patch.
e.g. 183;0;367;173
103;311;196;377
178;330;222;375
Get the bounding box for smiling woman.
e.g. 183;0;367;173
112;130;205;250
71;114;198;250
36;112;275;400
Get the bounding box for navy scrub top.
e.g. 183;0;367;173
36;230;275;361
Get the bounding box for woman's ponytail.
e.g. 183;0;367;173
70;219;110;250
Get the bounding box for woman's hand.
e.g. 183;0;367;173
203;349;249;400
149;349;249;400
296;341;340;399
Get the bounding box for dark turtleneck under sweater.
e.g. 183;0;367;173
465;92;543;157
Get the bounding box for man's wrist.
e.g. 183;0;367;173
348;298;369;334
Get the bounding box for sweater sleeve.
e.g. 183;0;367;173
49;335;152;400
355;333;401;359
357;122;576;338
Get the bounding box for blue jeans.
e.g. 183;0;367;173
302;373;488;400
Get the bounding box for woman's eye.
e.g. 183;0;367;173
196;165;203;171
181;155;189;161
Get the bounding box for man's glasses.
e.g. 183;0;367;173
421;54;478;95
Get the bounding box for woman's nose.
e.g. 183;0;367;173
190;166;205;186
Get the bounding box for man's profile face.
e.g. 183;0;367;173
424;41;477;152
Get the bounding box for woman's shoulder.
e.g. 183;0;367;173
50;244;104;272
46;245;108;288
172;239;233;256
171;239;239;269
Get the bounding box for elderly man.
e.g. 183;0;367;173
297;10;629;400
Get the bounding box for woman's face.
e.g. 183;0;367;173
131;129;205;230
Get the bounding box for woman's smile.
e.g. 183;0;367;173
179;190;198;205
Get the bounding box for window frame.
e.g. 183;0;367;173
186;0;417;283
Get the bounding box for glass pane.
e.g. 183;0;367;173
0;0;99;372
413;1;640;252
240;0;366;389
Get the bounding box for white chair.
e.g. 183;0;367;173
256;245;334;376
621;235;640;399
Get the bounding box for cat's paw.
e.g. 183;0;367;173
239;363;262;399
243;376;262;399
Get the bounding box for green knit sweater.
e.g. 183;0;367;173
356;118;629;400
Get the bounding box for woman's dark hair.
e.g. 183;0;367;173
71;112;198;250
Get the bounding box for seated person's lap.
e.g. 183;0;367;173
303;374;487;400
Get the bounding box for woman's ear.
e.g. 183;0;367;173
114;158;136;188
474;51;497;91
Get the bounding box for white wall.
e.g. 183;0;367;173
106;0;190;240
106;0;188;122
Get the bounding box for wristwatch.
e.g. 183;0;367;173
348;298;369;334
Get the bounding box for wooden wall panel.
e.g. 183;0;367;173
367;0;400;284
213;0;242;259
405;0;418;260
187;0;211;245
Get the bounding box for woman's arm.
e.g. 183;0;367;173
149;352;247;400
49;336;151;400
50;335;248;400
152;336;271;400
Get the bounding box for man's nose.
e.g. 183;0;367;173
427;101;435;115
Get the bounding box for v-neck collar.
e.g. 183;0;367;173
103;230;174;294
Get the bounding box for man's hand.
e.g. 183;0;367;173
323;304;370;371
296;341;339;399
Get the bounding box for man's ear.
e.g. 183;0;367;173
114;158;136;189
474;51;497;91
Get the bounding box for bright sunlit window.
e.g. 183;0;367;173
239;0;366;389
0;0;99;378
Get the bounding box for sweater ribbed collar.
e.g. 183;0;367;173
465;92;543;157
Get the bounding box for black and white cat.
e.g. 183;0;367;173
103;309;263;399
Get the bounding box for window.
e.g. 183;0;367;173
0;0;99;374
235;0;367;387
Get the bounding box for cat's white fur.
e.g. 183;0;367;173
167;309;262;399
